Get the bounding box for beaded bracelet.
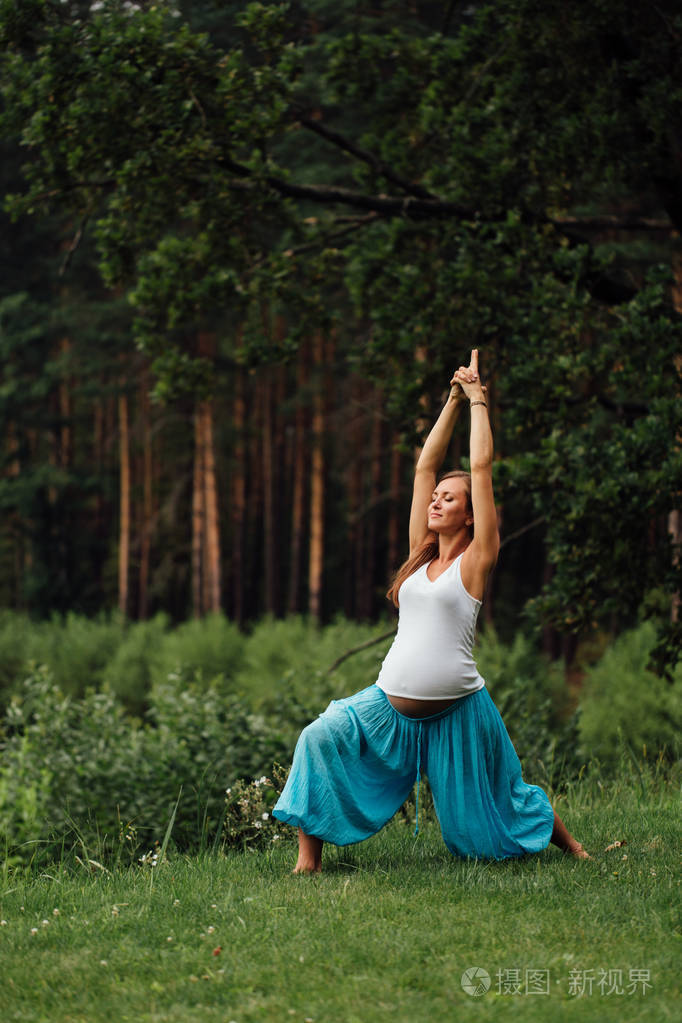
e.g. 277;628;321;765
470;400;487;408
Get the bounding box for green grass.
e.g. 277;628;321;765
0;777;680;1023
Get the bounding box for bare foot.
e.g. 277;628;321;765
293;860;322;875
293;828;323;873
551;811;591;859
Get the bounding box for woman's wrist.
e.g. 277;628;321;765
466;386;486;405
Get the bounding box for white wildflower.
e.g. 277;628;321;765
261;812;269;821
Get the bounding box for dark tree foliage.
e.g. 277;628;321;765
1;0;681;668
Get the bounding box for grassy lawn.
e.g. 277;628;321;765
0;775;679;1023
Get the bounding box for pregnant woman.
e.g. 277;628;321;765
273;350;589;871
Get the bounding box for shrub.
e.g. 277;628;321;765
29;611;127;698
0;611;35;700
577;620;682;771
223;764;292;851
101;613;170;715
0;667;287;867
149;613;246;690
0;610;127;706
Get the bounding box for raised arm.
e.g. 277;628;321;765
453;350;500;599
408;380;464;555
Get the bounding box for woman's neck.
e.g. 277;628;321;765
436;533;470;563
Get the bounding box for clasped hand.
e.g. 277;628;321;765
450;349;485;401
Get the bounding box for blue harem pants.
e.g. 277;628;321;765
272;684;555;860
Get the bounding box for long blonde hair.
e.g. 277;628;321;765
386;470;473;608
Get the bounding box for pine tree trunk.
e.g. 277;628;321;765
387;436;402;580
202;399;222;613
118;392;130;617
273;362;286;615
287;342;308;614
192;406;205;618
7;423;23;608
669;510;681;623
669;256;682;623
138;376;153;620
59;337;71;470
345;381;365;618
308;332;325;621
231;367;247;624
262;370;277;615
362;401;383;617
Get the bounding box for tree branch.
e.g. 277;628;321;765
59;213;89;276
295;112;437;201
266;178;471;218
499;516;546;551
326;628;397;674
551;214;674;234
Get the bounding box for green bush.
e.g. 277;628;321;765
0;667;287;867
101;613;170;715
577;620;682;771
0;610;127;705
0;611;35;699
29;611;127;698
149;613;246;690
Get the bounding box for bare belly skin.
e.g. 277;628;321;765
386;694;458;718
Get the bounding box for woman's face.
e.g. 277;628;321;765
427;477;472;534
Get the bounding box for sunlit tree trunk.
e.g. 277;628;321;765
192;399;222;617
348;381;366;618
387;436;402;580
360;400;383;618
202;399;222;614
59;338;71;471
192;405;205;618
308;331;325;621
231;365;246;624
669;255;682;623
273;361;286;614
287;342;308;614
6;423;23;608
118;391;130;617
138;375;153;619
247;379;265;621
262;369;276;615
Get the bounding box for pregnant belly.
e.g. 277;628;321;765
387;694;459;718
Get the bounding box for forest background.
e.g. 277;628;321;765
0;0;682;859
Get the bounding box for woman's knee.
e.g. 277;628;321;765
297;706;352;758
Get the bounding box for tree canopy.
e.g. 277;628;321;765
1;0;681;669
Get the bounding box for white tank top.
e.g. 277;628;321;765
376;553;485;701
